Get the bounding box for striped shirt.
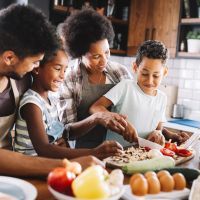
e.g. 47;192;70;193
59;59;133;125
14;89;60;156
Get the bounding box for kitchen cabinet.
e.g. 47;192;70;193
177;0;200;58
49;0;130;56
127;0;180;58
50;0;182;58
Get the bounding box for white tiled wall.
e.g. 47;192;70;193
111;55;200;120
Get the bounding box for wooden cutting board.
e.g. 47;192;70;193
175;149;195;165
104;149;195;169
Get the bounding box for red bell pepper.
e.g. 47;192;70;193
160;148;175;157
176;148;192;157
164;142;178;152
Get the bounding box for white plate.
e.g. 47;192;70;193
0;176;37;200
48;185;124;200
122;185;190;200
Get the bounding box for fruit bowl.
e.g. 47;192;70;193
48;185;125;200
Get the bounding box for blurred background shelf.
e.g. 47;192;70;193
110;48;126;55
181;18;200;25
177;51;200;58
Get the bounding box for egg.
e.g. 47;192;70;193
129;173;144;186
144;171;157;179
159;174;175;192
130;176;148;196
146;176;161;194
157;170;170;179
173;173;186;190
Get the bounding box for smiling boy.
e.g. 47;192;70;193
90;40;169;146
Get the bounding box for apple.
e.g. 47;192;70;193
47;167;76;196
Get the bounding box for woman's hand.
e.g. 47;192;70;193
95;112;128;134
93;140;123;159
147;130;165;146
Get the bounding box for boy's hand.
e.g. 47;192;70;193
93;140;123;159
121;122;138;143
96;112;128;134
162;128;190;144
171;131;190;144
147;130;165;146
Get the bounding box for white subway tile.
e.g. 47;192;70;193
178;89;193;99
184;80;200;89
194;70;200;79
179;70;194;79
186;59;200;70
173;59;187;69
182;99;200;110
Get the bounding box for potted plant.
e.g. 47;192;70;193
197;0;200;17
186;30;200;53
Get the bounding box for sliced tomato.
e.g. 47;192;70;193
164;142;178;152
144;146;151;151
160;148;175;157
176;148;192;157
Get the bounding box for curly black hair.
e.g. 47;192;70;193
135;40;168;66
0;4;59;58
39;39;65;67
62;9;115;58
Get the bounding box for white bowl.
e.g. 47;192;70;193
48;185;125;200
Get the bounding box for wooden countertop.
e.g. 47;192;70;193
25;140;200;200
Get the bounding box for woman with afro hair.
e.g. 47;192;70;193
59;9;135;153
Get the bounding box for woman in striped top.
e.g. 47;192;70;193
14;42;123;160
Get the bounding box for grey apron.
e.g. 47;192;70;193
75;65;115;148
0;79;19;149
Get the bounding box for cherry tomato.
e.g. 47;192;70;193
160;148;175;157
164;142;178;152
47;167;76;195
176;148;192;157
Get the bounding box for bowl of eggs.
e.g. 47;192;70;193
122;169;191;200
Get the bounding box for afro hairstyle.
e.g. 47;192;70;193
62;9;114;58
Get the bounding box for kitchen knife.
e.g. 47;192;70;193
138;137;163;150
182;130;200;149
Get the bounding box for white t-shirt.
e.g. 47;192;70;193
105;79;167;146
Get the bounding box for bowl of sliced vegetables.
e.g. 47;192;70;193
47;161;125;200
48;185;124;200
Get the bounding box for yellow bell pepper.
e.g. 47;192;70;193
72;165;110;199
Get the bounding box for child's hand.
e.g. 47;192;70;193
162;128;190;144
121;122;138;143
96;112;128;134
93;140;123;159
147;130;165;146
171;131;190;144
70;156;105;170
54;138;67;147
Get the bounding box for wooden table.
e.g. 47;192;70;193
25;140;200;200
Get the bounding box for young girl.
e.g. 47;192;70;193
14;44;123;159
14;46;68;156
